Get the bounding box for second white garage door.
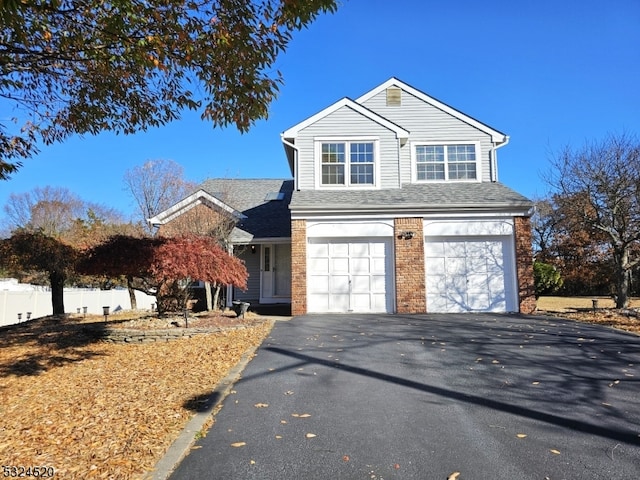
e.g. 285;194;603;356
307;239;394;313
425;237;516;313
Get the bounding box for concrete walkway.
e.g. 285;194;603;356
163;313;640;479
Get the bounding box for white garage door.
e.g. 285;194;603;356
425;237;515;313
307;239;393;313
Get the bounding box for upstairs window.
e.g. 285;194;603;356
415;143;478;181
319;140;376;187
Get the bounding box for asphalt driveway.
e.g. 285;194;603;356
168;313;640;479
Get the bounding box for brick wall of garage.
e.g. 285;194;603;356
394;218;426;314
291;219;307;316
514;216;537;313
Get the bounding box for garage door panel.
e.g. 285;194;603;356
308;238;393;313
371;257;386;273
308;275;329;294
351;293;371;310
309;243;329;256
371;274;387;293
467;256;487;274
467;273;488;291
331;275;350;294
426;258;446;275
351;258;370;274
425;236;513;313
332;257;349;273
309;258;329;273
350;243;369;256
351;275;370;293
425;241;445;257
446;242;467;256
371;242;387;256
467;293;490;310
446;257;466;274
330;243;349;256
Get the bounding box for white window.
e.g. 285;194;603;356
414;143;479;181
317;139;377;187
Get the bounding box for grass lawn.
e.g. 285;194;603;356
537;296;640;335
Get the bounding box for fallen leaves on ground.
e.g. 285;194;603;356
0;314;272;479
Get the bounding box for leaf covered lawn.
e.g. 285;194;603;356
0;315;272;479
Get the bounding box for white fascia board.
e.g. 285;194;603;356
356;78;508;144
290;204;532;219
281;97;409;140
148;189;246;226
230;236;291;245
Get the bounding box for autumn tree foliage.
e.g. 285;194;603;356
533;195;612;295
0;0;338;179
0;229;77;315
544;133;640;306
79;235;247;313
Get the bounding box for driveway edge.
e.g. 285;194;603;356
145;320;274;480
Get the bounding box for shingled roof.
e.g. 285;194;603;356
289;182;532;216
199;178;293;240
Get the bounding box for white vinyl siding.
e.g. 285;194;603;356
294;106;400;190
234;248;260;301
359;90;495;184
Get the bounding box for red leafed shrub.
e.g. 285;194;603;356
151;235;247;290
79;234;247;313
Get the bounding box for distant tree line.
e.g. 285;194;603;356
533;132;640;308
0;160;246;316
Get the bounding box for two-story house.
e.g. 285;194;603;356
150;78;536;315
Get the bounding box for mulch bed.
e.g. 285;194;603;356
0;311;273;479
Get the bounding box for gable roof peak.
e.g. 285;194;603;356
281;96;409;140
356;78;508;144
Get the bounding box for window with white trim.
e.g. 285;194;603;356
320;140;375;186
415;144;478;181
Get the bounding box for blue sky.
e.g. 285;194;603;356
1;0;639;222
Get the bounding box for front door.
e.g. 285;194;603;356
260;244;292;303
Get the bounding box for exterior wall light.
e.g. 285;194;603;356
399;231;415;240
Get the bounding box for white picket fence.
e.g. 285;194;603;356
0;288;156;327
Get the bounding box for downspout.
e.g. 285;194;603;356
489;135;510;182
281;135;299;191
397;136;402;187
226;243;234;308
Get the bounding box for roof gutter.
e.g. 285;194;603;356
290;202;533;218
280;135;299;191
490;135;510;182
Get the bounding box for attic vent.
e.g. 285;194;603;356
386;86;401;106
264;192;285;201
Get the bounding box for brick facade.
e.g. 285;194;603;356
514;216;536;314
394;218;426;314
291;219;307;316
